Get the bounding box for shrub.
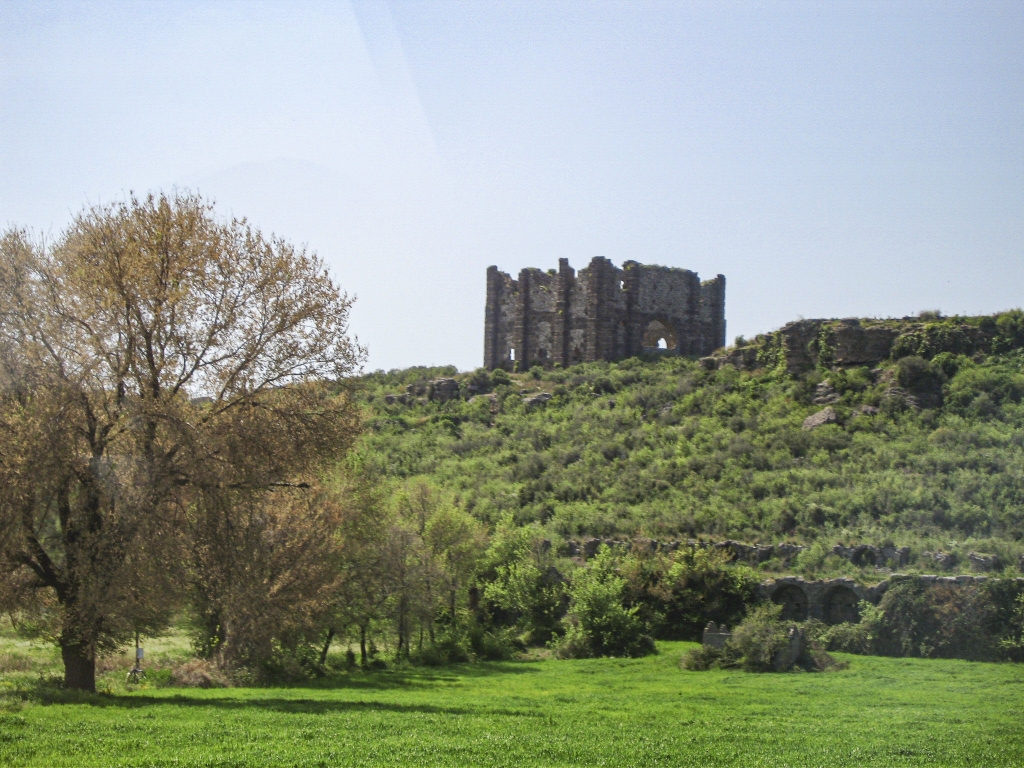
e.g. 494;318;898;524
895;356;946;397
411;632;472;667
620;546;758;641
482;521;568;644
805;602;884;654
554;547;655;659
874;581;999;661
681;603;840;673
170;659;230;688
998;593;1024;661
725;603;797;672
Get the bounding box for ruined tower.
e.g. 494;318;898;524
484;257;725;370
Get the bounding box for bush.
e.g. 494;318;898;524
998;593;1024;661
411;633;472;667
169;659;230;688
482;521;567;644
725;603;798;672
895;356;946;398
873;581;999;660
620;546;758;641
554;548;655;659
681;603;840;673
469;626;522;661
805;602;884;654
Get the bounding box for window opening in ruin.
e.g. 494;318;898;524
572;346;582;361
619;280;624;290
537;348;547;359
642;320;677;351
510;348;516;361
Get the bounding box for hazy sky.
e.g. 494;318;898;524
2;1;1023;371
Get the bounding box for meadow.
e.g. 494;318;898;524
2;634;1023;767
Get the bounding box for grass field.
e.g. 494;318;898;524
2;636;1024;767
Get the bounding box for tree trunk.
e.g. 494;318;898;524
318;628;335;667
61;642;96;692
359;624;368;667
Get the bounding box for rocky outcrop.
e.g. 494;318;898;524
968;552;1001;572
831;543;910;568
523;392;553;408
933;551;957;570
429;378;461;402
714;314;1022;375
812;381;840;404
803;407;838;430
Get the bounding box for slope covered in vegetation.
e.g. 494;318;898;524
356;312;1024;576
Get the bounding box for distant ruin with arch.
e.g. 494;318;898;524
484;257;726;370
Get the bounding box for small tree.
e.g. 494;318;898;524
482;519;566;644
556;547;654;659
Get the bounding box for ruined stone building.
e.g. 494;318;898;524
484;257;726;370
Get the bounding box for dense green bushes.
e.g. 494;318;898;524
358;346;1024;570
808;578;1024;662
341;318;1024;665
555;548;654;659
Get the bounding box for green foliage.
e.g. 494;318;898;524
480;518;567;643
806;601;885;655
998;593;1024;661
895;356;946;397
873;581;995;660
356;349;1024;564
682;603;837;673
810;579;1024;662
555;547;655;658
620;546;758;640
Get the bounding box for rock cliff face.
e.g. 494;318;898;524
714;313;1019;374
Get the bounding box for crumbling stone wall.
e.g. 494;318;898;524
484;257;726;369
715;314;1013;375
757;573;1024;625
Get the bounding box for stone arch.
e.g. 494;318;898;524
851;546;876;567
771;584;809;622
642;319;677;351
823;585;861;625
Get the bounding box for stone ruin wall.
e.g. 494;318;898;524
484;256;726;370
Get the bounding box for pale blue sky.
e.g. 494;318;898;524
2;1;1022;371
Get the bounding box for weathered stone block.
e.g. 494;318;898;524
803;407;838;430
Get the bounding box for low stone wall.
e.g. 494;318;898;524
757;574;1024;625
562;537;913;569
701;621;732;649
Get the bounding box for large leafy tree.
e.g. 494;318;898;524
0;193;362;690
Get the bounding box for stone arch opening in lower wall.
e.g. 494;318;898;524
642;319;677;351
771;584;809;622
823;585;861;625
851;546;876;567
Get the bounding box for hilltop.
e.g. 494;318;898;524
354;310;1024;578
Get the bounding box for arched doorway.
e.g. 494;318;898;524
771;584;809;622
823;586;861;625
642;320;677;351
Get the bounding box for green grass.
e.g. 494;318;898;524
2;641;1023;767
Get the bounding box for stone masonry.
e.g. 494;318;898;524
484;257;726;370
